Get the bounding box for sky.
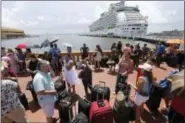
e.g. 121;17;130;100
2;1;184;35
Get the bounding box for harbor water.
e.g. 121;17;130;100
2;34;155;53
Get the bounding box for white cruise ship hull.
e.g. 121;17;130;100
88;1;148;39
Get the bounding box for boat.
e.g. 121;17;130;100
88;0;148;38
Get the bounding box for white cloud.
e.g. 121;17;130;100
2;1;184;34
37;16;44;21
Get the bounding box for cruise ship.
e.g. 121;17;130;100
89;1;148;38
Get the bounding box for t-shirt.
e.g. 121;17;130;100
157;45;165;54
1;80;22;116
33;71;56;105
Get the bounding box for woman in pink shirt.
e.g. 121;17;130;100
114;50;133;94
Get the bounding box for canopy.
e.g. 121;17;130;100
166;39;184;44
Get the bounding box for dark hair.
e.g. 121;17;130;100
29;54;37;59
143;70;153;84
26;48;31;53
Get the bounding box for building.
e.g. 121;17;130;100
1;27;25;39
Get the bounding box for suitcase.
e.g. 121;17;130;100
58;91;80;122
146;85;163;112
78;98;91;117
115;75;129;94
91;81;110;102
70;112;89;123
113;92;135;123
18;93;29;110
54;76;66;92
89;93;113;123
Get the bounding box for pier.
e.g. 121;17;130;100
1;27;25;39
79;34;183;44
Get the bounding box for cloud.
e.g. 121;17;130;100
2;1;184;34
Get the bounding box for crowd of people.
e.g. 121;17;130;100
1;40;184;123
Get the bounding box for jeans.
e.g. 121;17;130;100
115;73;128;94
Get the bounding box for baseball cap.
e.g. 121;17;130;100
138;63;152;72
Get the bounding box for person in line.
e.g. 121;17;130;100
156;42;165;67
1;61;28;123
63;54;80;93
130;63;153;123
7;49;19;75
1;47;6;57
33;60;56;123
108;42;119;73
94;45;104;70
133;43;142;68
50;44;61;71
26;54;39;79
25;48;32;60
114;50;133;94
80;43;89;60
78;60;92;98
117;41;123;57
142;44;149;62
123;43;131;54
160;64;179;113
2;55;18;78
15;48;26;73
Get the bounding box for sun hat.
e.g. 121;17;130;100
138;63;152;72
1;61;8;71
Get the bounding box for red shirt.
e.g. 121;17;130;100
171;96;185;116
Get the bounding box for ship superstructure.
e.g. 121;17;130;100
89;1;148;38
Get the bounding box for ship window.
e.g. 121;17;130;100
132;28;135;30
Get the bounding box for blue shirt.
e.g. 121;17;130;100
157;45;165;54
33;71;56;104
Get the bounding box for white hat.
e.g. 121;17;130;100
138;63;152;72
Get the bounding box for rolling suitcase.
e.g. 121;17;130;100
91;81;110;102
58;91;80;122
113;91;135;123
70;112;89;123
89;93;113;123
146;85;163;112
54;76;66;92
78;98;91;116
18;93;29;110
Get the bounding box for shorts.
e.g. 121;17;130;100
134;92;149;106
40;103;55;117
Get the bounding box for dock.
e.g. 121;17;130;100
79;34;183;44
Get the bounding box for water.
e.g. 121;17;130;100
2;34;155;53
